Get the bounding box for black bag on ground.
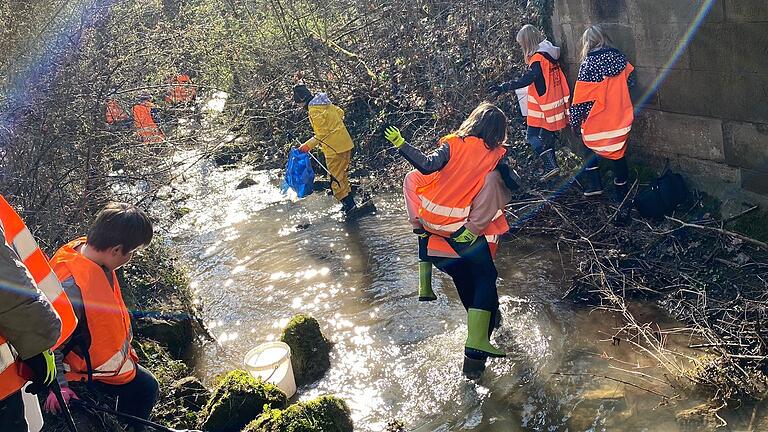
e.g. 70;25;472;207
634;170;689;220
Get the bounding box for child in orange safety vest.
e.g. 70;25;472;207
570;25;636;223
45;203;157;432
489;24;570;182
384;102;512;366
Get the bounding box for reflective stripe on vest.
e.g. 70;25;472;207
527;53;571;131
51;238;137;385
0;340;26;401
574;62;635;161
0;343;16;375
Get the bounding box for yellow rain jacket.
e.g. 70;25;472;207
302;94;354;156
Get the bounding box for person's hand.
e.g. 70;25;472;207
298;143;310;153
21;350;56;395
44;386;79;414
384;126;406;148
450;226;478;245
487;83;508;98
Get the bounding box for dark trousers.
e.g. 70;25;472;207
582;144;629;185
527;126;557;155
0;390;27;432
95;364;159;431
432;237;500;337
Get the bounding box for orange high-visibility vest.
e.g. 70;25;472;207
573;63;635;160
527;53;570;131
132;102;164;144
0;196;77;401
165;74;196;105
417;135;507;258
50;238;137;385
105;99;129;124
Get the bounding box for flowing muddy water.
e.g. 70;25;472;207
166;159;726;431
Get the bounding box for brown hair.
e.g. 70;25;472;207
581;25;613;61
455;102;508;149
516;24;545;64
87;202;153;252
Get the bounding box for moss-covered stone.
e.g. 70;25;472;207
200;370;288;432
244;395;353;432
133;338;189;388
280;314;331;386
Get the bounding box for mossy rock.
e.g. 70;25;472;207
280;314;331;386
200;370;288;432
244;395;353;432
134;316;194;359
133;338;189;388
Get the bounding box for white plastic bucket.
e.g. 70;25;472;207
21;383;43;432
515;86;530;117
244;342;296;398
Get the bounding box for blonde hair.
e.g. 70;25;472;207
580;25;613;61
516;25;545;64
455;103;508;149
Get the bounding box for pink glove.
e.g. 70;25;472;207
298;144;310;153
44;386;79;414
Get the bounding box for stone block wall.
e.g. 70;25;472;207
550;0;768;206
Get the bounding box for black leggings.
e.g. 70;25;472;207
95;364;159;431
0;390;27;432
583;144;629;185
432;237;500;337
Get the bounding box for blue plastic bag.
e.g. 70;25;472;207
281;148;315;198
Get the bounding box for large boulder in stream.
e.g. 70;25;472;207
199;370;287;432
243;395;353;432
280;314;332;386
134;316;194;359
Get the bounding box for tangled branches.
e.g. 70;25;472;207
512;168;768;405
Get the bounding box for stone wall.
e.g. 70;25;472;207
550;0;768;207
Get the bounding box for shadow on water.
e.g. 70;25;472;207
168;158;734;431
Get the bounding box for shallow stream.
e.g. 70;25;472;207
166;159;729;431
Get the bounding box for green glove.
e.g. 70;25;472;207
384;126;406;148
23;349;57;388
451;226;479;245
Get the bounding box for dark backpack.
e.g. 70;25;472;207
634;170;689;220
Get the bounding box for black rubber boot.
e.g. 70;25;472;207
539;149;560;181
462;354;487;380
612;180;631;226
580;167;603;197
340;194;356;214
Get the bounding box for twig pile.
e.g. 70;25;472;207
511;166;768;404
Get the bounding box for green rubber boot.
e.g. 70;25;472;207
418;261;436;301
465;308;506;358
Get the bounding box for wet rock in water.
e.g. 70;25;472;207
280;314;332;386
675;403;720;432
236;176;258;189
385;419;407;431
170;376;210;411
134;316;194;359
244;395;353;432
200;370;287;432
567;387;627;431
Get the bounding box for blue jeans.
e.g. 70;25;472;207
527;126;556;155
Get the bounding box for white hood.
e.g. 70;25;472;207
537;40;561;60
